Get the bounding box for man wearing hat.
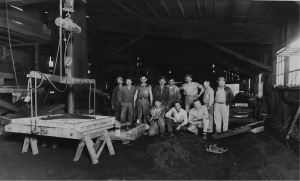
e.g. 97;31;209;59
118;78;136;124
180;74;204;113
214;77;235;133
134;76;153;124
153;76;169;108
111;77;123;121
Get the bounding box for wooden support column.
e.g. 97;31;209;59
34;43;39;71
128;34;132;77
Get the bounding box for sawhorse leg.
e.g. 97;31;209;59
73;130;115;164
22;136;39;155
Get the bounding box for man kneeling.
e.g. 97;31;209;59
148;100;166;137
165;101;188;137
188;100;209;140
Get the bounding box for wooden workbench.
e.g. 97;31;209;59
5;114;116;164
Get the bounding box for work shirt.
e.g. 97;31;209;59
167;85;181;102
153;85;169;105
165;107;188;125
180;82;203;96
117;85;136;104
150;105;166;119
111;86;122;106
137;84;151;99
188;106;209;122
215;87;226;103
203;86;214;108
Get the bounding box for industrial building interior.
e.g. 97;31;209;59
0;0;299;180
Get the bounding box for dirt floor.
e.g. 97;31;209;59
0;121;299;180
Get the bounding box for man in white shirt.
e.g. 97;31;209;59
188;100;209;140
214;77;234;133
165;101;188;137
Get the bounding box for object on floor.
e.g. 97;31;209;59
250;126;265;133
5;114;116;164
206;144;228;154
108;123;146;141
213;116;266;139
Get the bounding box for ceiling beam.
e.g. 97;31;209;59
206;42;271;71
97;33;145;64
159;0;173;21
129;1;146;17
176;0;187;22
195;0;203;22
213;0;216;23
229;0;235;24
113;0;135;18
244;2;254;25
143;0;160;20
90;18;275;34
203;0;208;21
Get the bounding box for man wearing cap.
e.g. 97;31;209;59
167;78;181;111
111;77;123;121
118;78;136;124
203;80;214;133
148;100;166;137
153;76;169;109
214;77;235;133
134;76;153;124
180;74;204;113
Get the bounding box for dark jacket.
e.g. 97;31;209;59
111;86;122;106
214;86;235;106
153;85;169;106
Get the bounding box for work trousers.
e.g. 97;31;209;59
148;118;166;136
184;95;198;114
187;118;209;135
136;99;150;123
207;107;214;132
166;118;188;132
120;103;134;123
113;104;122;121
214;103;229;133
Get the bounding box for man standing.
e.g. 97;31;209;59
180;74;204;113
153;76;169;108
165;101;188;137
214;77;234;133
111;77;123;121
203;80;214;133
188;100;209;140
118;78;136;125
134;76;153;124
148;100;166;137
167;78;181;110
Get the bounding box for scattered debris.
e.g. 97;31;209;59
135;140;192;169
250;126;264;133
206;144;228;154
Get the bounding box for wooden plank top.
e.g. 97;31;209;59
10;114;115;131
27;72;95;85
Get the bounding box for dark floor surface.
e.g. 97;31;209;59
0;120;299;180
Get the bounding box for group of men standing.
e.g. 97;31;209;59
111;74;234;139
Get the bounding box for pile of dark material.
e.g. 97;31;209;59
136;140;192;169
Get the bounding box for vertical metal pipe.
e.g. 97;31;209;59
67;35;74;114
34;43;39;71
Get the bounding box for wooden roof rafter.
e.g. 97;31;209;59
244;2;254;25
159;0;173;21
203;0;209;21
176;0;187;22
229;0;235;24
143;0;160;20
195;0;203;22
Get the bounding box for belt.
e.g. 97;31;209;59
137;98;148;100
215;102;225;104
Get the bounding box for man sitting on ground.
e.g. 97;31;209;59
148;100;166;137
188;100;209;140
165;101;188;137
